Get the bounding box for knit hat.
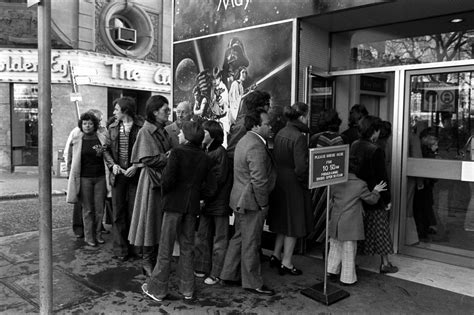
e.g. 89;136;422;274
181;121;204;146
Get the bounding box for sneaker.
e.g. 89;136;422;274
97;236;105;244
183;294;193;300
85;240;97;247
204;276;220;285
141;283;163;302
194;271;206;278
380;263;398;274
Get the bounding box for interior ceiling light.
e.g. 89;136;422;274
450;18;464;23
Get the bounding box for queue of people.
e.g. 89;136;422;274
65;93;399;302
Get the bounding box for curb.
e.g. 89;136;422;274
0;190;67;201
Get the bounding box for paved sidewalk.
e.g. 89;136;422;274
1;227;474;314
0;172;67;200
1;172;474;313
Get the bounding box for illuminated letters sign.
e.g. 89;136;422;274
0;49;171;92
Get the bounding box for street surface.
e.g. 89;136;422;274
0;196;70;237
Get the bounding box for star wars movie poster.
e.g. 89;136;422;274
174;0;391;41
173;21;293;135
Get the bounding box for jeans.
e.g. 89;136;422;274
72;202;84;236
194;215;229;278
148;212;196;298
112;174;138;256
80;176;106;243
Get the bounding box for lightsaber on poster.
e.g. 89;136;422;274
253;58;291;87
193;40;204;72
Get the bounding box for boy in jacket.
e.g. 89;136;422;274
142;121;217;301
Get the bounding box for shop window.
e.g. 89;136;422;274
331;14;474;71
12;84;38;166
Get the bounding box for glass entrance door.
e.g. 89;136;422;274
401;65;474;268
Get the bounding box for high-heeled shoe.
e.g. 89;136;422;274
279;264;303;276
380;262;398;274
269;255;281;268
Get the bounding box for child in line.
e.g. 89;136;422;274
194;120;233;285
142;121;217;301
327;158;387;285
413;134;438;239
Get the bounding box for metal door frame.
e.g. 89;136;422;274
325;59;474;267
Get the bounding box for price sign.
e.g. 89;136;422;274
308;144;349;189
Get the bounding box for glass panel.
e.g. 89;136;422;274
308;75;333;135
331;13;474;71
12;84;38;166
405;70;474;252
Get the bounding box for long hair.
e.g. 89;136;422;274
358;115;382;140
114;96;136;119
145;95;168;123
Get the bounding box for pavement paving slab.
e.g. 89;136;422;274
0;227;473;314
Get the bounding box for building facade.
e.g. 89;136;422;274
0;0;171;174
172;0;474;273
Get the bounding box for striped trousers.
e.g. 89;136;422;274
327;238;357;284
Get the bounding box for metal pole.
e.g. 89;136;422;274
67;60;80;119
38;0;53;313
323;185;330;295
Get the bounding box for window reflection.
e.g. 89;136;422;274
12;84;38;166
409;71;473;160
331;16;474;71
406;70;474;252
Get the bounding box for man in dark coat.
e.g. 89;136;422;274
226;90;270;160
220;109;277;296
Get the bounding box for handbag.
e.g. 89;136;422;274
148;167;162;189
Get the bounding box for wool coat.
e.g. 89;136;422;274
202;143;233;216
350;139;391;210
66;130;106;204
164;121;180;148
161;143;217;215
329;173;380;241
350;138;393;255
127;121;172;247
268;121;313;237
230;131;276;213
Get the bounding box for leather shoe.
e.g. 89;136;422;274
269;255;281;268
328;273;339;282
339;281;357;286
221;279;242;286
245;285;275;296
380;263;398;274
279;264;303;276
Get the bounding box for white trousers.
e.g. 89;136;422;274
327;238;357;284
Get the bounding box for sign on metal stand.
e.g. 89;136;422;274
301;144;350;305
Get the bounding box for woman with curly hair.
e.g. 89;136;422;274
66;111;107;247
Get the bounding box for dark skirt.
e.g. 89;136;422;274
358;208;393;256
268;173;313;238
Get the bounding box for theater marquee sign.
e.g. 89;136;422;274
0;49;171;93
